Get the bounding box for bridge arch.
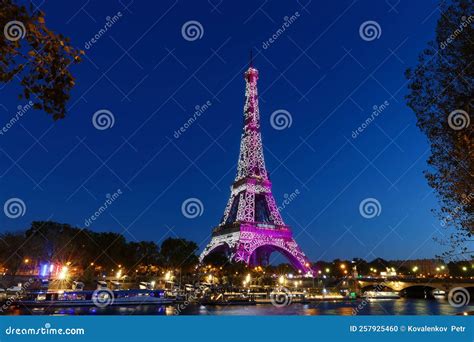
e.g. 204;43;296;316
247;244;308;272
200;241;233;262
399;285;441;299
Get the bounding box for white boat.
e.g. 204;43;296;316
433;289;446;298
362;291;400;299
16;289;174;307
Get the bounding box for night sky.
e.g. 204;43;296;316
0;0;446;262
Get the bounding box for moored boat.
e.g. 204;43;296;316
15;289;174;307
362;291;400;299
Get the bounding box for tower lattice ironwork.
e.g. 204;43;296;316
200;65;313;276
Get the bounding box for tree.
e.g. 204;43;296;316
1;0;82;119
0;231;26;276
406;0;473;258
159;237;199;271
128;241;160;273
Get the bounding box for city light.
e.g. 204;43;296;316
58;266;68;280
412;266;419;272
340;264;346;269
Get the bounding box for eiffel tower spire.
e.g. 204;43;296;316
200;63;313;276
236;64;268;181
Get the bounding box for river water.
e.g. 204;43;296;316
6;298;473;316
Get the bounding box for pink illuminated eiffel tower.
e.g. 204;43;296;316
200;62;313;276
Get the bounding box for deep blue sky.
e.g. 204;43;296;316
1;0;446;262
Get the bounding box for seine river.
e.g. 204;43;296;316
7;298;473;316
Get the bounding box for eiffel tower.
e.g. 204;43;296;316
200;61;313;276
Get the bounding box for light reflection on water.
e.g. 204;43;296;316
5;298;473;316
